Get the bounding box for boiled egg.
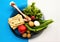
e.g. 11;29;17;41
34;21;40;26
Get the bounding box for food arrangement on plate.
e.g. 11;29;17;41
8;1;53;38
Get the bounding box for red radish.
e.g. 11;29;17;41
18;25;27;34
31;16;35;20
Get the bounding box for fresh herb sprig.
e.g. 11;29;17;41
23;2;42;19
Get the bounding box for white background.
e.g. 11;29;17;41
28;0;60;42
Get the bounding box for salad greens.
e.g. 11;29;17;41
25;19;53;32
23;2;53;32
23;2;42;19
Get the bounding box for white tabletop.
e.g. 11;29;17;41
28;0;60;42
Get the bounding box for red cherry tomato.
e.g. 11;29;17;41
31;16;35;20
18;25;27;34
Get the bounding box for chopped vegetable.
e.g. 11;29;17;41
28;21;34;27
18;25;27;34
